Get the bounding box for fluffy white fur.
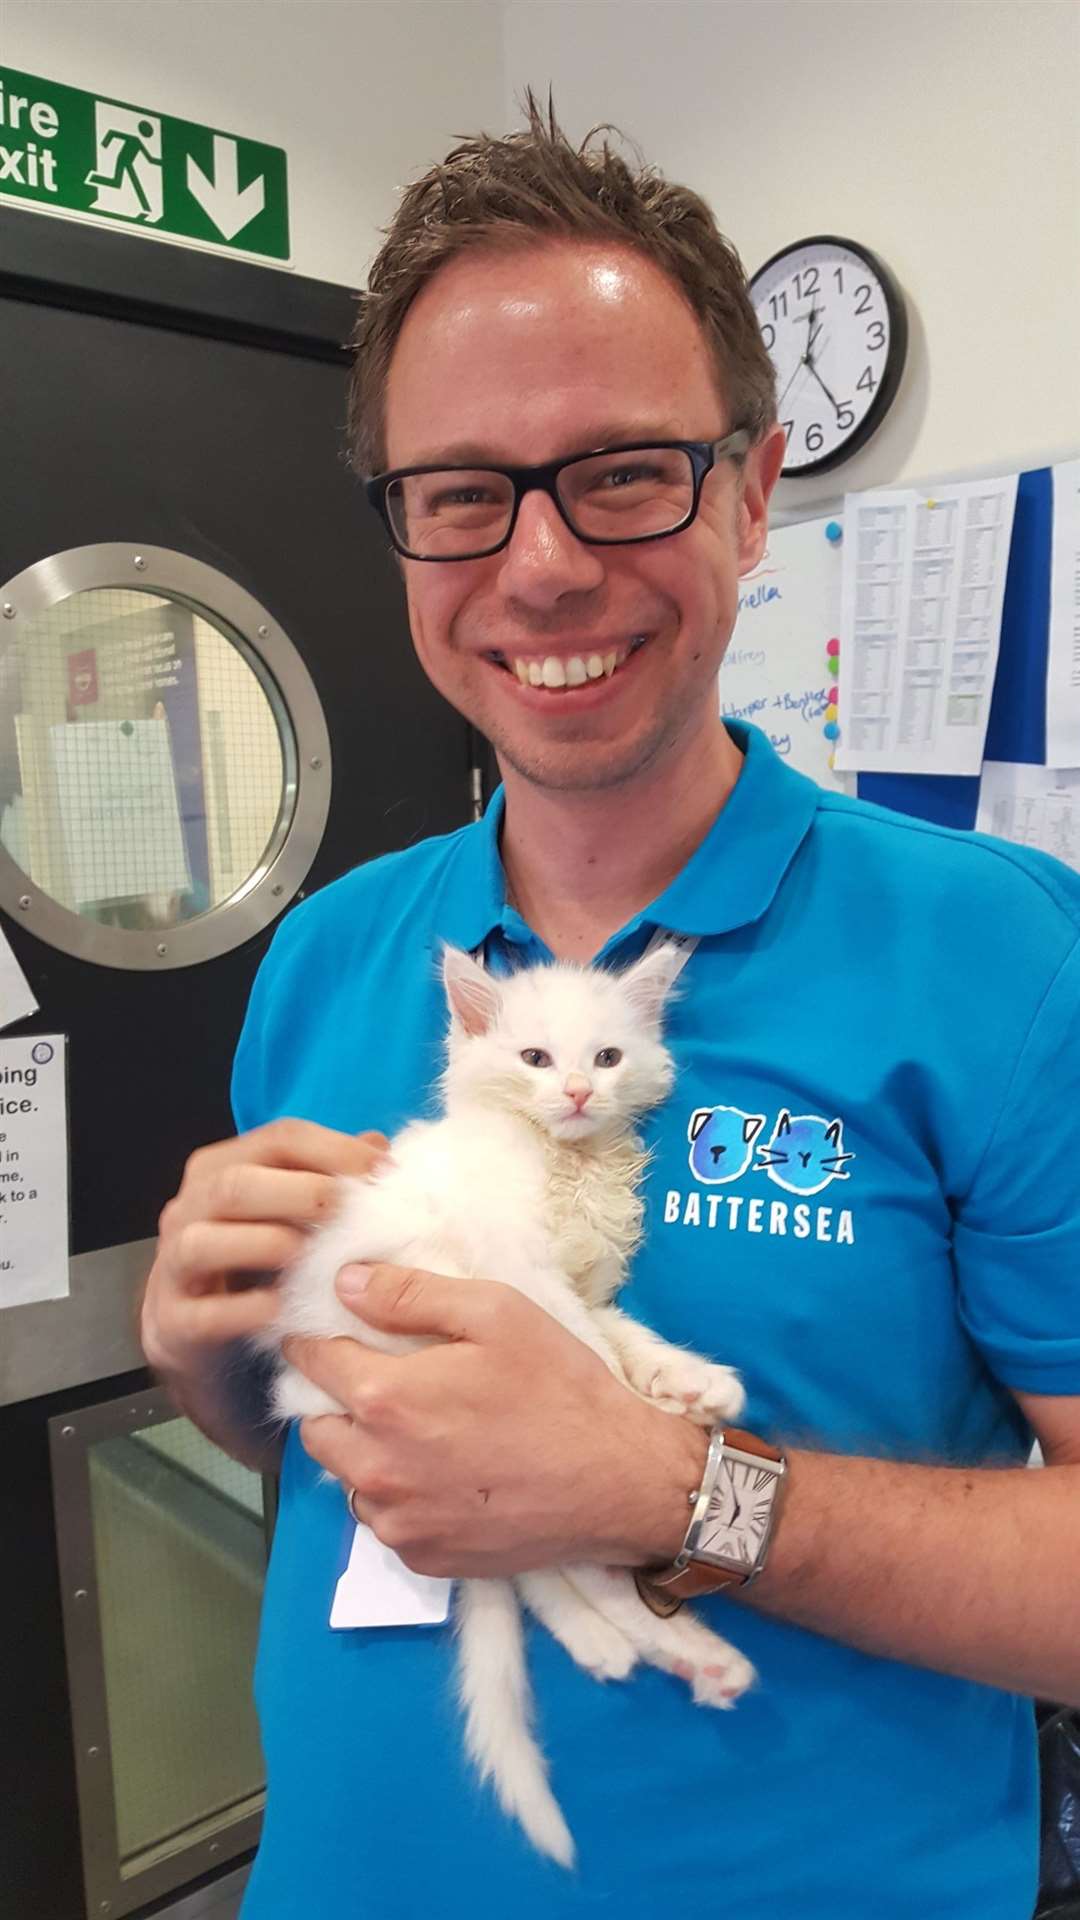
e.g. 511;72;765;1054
259;945;752;1867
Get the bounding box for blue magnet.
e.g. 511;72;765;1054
823;721;839;740
825;521;843;544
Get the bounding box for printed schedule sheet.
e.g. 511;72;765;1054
835;476;1018;776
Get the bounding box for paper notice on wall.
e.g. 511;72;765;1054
976;762;1080;873
0;926;37;1032
720;516;850;791
834;476;1018;775
0;1034;70;1308
1046;458;1080;768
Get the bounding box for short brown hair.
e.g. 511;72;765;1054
346;89;776;477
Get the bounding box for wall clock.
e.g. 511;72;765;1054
748;235;908;476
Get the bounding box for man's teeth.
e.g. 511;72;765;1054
510;640;645;689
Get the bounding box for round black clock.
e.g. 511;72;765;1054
749;235;908;476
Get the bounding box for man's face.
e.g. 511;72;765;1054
382;240;784;793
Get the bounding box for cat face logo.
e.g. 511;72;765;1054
755;1110;854;1195
687;1106;766;1184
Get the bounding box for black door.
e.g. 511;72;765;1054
0;208;475;1920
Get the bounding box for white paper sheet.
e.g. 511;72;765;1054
720;516;850;791
976;761;1080;873
329;1522;452;1629
1046;458;1080;768
0;926;38;1032
50;717;191;907
834;476;1018;775
0;1034;70;1308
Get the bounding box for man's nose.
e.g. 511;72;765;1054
497;489;605;606
564;1074;593;1110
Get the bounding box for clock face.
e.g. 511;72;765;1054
749;237;907;476
698;1457;777;1565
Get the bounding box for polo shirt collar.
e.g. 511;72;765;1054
435;721;820;951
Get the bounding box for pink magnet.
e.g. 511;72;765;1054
826;638;840;656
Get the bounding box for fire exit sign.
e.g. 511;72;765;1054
0;65;289;261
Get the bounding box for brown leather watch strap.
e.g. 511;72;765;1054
634;1427;785;1617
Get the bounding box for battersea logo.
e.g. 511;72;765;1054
662;1105;856;1245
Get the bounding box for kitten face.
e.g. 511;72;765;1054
441;948;679;1142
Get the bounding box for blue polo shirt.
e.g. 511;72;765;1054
232;722;1080;1919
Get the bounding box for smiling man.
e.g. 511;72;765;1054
142;96;1080;1918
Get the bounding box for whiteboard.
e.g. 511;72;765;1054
720;516;850;793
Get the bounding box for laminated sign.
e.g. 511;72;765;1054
0;1035;70;1308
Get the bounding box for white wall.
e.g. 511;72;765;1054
4;0;1077;506
503;0;1080;513
3;0;505;287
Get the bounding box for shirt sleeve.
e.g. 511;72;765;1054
953;933;1080;1394
230;907;307;1134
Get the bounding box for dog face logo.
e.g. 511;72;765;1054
687;1106;766;1184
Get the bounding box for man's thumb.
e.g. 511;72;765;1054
335;1260;470;1338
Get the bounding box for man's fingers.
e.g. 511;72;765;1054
283;1334;404;1422
192;1164;349;1231
170;1221;307;1291
172;1280;284;1348
184;1118;390;1184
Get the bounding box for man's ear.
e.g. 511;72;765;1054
736;423;788;577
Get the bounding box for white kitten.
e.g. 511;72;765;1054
259;944;752;1867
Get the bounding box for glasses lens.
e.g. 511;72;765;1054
386;470;515;558
559;447;694;541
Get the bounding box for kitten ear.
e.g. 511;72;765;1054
619;942;685;1027
442;946;502;1037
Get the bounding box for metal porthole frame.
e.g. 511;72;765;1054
0;543;331;970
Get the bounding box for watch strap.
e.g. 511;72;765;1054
635;1427;785;1617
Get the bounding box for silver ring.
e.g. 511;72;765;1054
346;1486;363;1525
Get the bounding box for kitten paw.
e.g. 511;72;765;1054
641;1353;746;1426
684;1645;757;1709
272;1364;349;1423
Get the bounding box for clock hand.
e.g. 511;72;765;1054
776;357;805;411
806;356;842;415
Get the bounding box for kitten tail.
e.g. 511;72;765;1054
455;1579;576;1869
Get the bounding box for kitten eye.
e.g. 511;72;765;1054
520;1048;553;1069
594;1048;622;1068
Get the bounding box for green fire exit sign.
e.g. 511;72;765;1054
0;65;289;261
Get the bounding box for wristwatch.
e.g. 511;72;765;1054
634;1426;788;1616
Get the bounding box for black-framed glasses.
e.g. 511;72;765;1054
364;431;751;562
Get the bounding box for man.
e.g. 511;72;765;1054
142;96;1080;1916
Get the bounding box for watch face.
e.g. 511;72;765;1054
749;236;907;476
698;1457;777;1568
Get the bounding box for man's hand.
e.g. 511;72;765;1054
285;1262;709;1579
139;1121;390;1466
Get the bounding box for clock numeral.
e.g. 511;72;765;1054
854;283;873;315
832;266;844;294
793;266;819;300
768;290;789;321
805;423;824;454
781;419;794;446
760;321;776;351
856;366;877;395
837;403;855;430
867;320;886;350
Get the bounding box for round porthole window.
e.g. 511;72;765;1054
0;545;330;969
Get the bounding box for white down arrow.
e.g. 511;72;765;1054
187;136;265;240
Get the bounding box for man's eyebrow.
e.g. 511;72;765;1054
399;424;689;468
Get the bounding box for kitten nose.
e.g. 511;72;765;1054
564;1074;592;1110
